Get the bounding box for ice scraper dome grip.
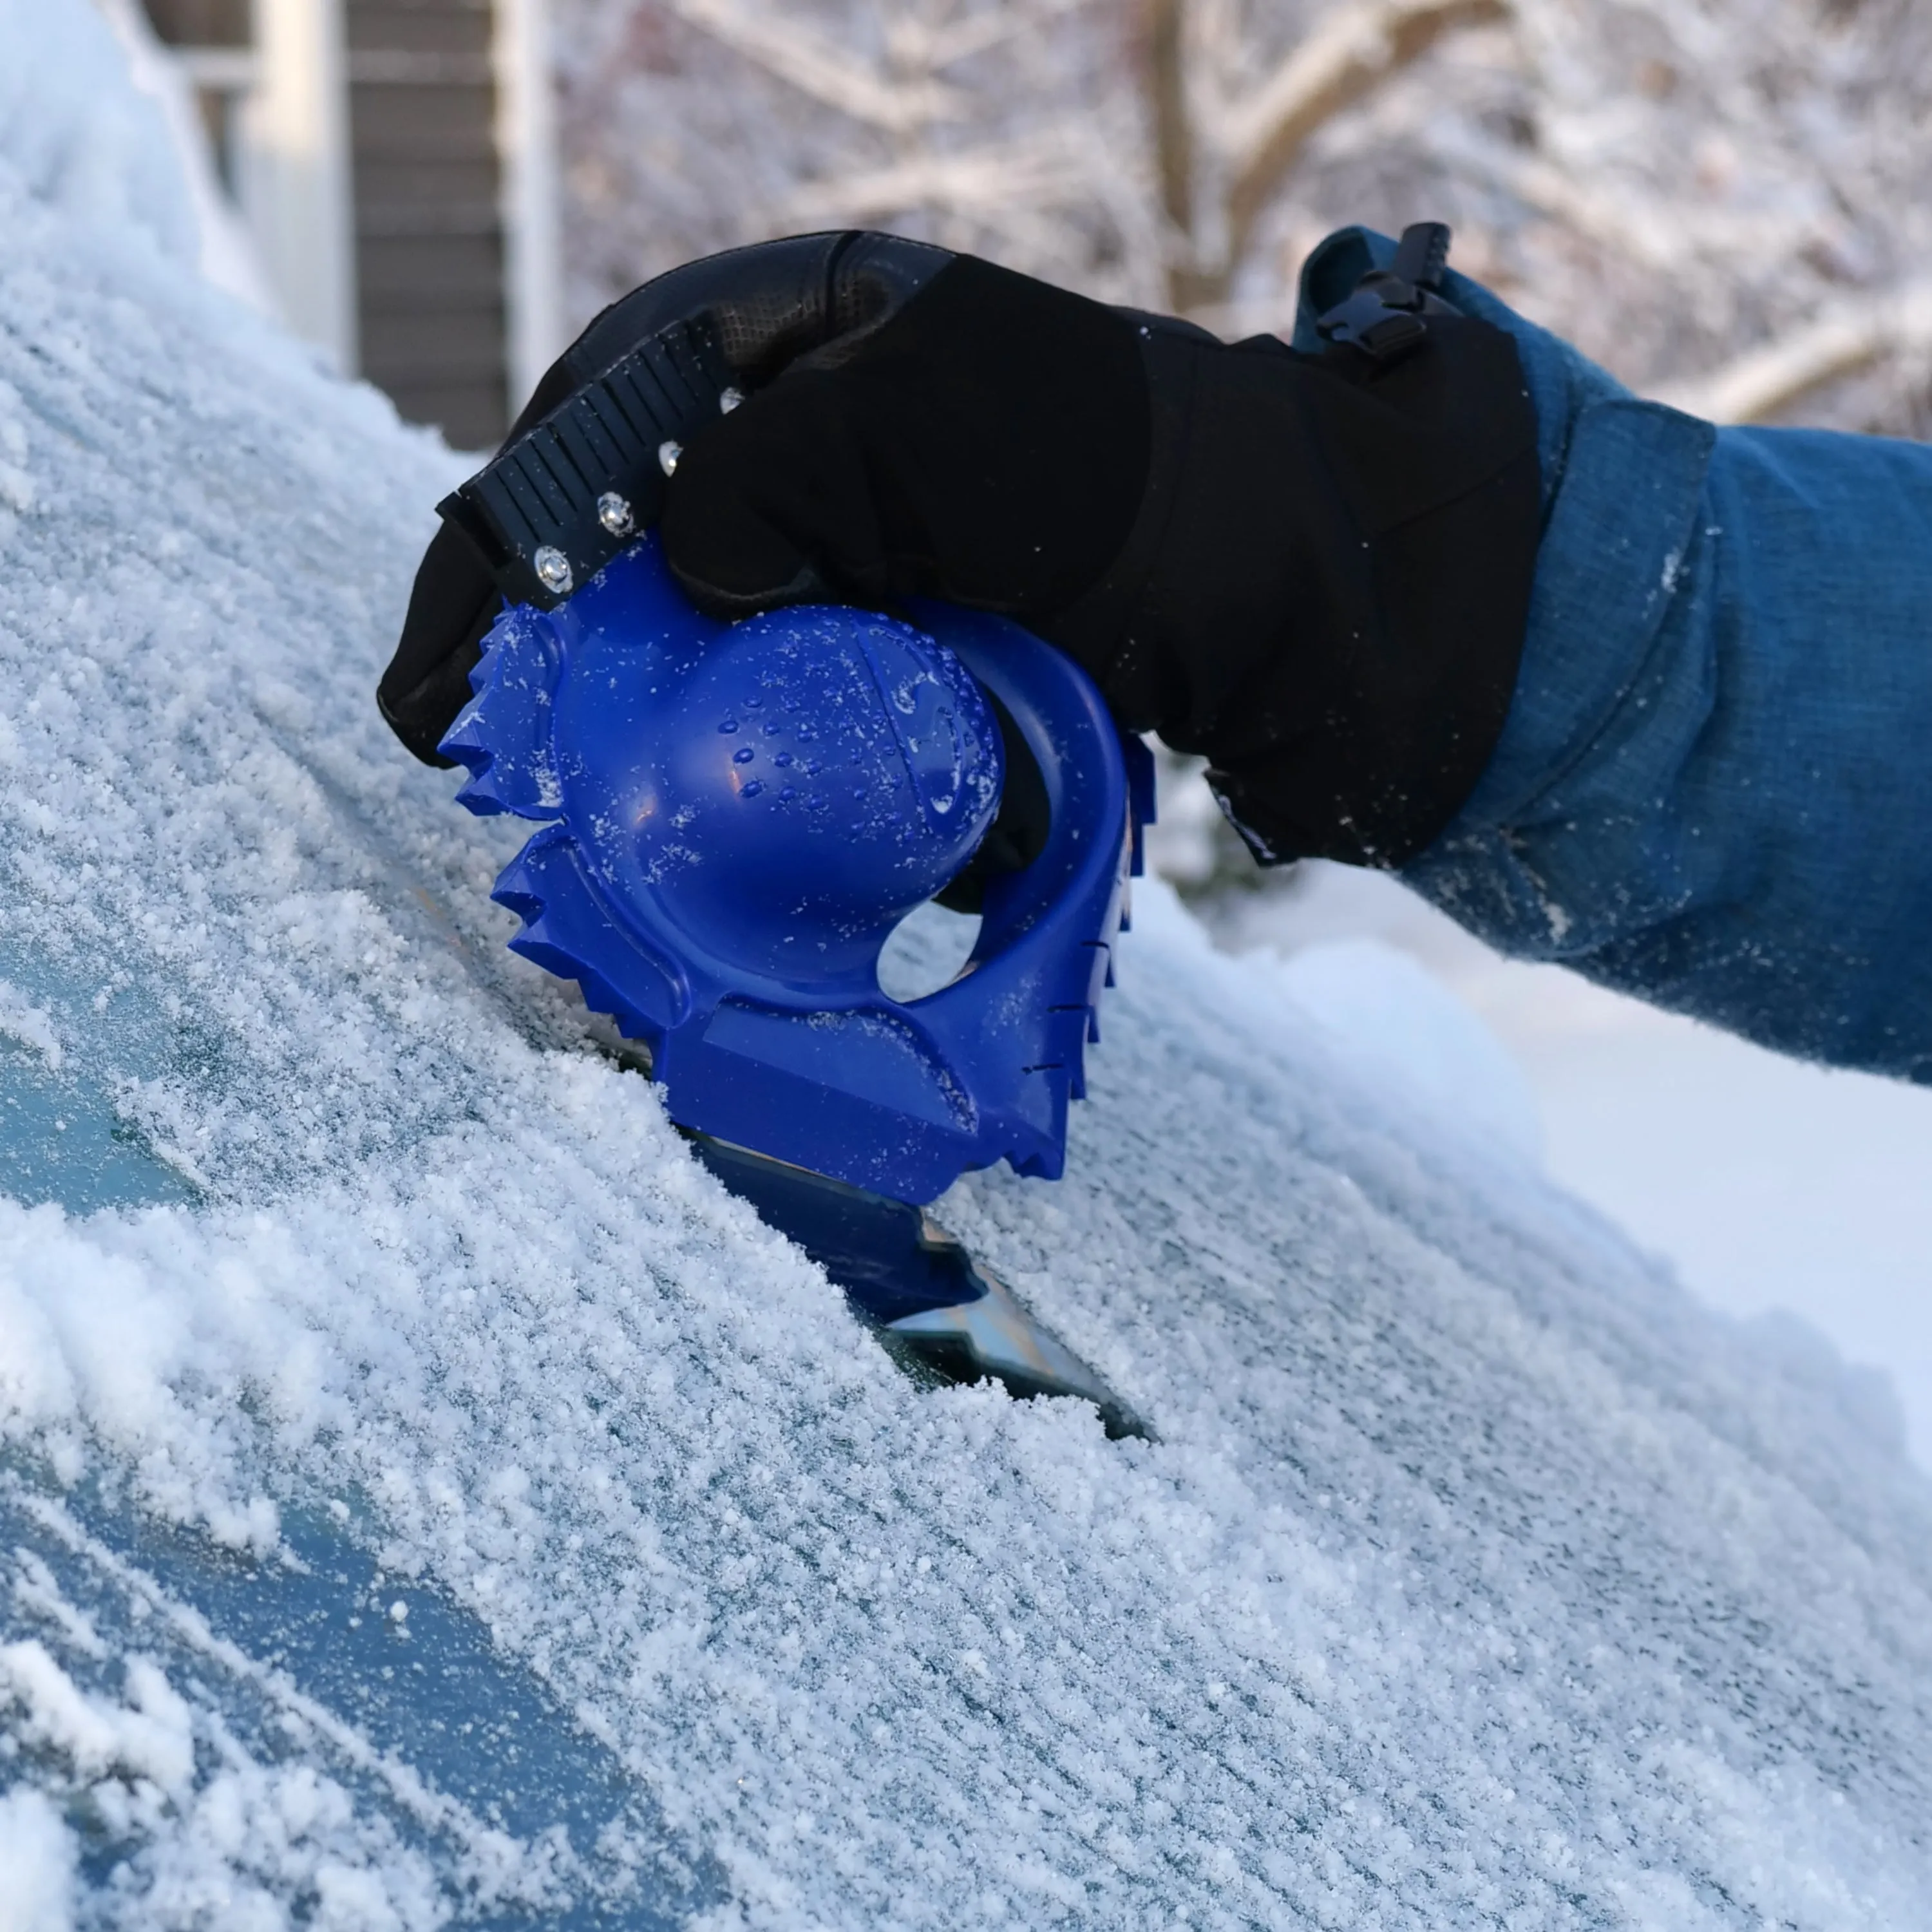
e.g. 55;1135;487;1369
440;537;1151;1205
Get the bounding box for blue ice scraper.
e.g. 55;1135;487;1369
438;507;1149;1435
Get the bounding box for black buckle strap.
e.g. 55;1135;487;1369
438;317;737;610
1316;221;1458;365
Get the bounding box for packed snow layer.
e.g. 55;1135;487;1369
6;6;1932;1926
1202;856;1932;1472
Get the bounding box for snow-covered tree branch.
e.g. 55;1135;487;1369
666;0;969;133
1665;283;1932;426
1218;0;1502;265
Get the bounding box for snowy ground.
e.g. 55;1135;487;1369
6;4;1932;1926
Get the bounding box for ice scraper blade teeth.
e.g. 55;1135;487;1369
688;1133;1148;1440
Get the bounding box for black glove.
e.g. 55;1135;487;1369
381;229;1539;869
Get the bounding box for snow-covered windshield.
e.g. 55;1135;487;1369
5;3;1932;1926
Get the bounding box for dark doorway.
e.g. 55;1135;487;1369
346;0;511;449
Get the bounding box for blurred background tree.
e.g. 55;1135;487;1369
555;0;1932;432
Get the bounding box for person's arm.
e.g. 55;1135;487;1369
1298;231;1932;1081
387;227;1932;1082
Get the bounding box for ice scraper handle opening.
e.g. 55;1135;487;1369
381;226;1542;871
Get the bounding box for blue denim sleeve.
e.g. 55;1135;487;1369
1293;228;1932;1083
